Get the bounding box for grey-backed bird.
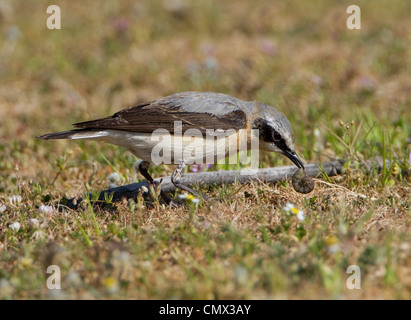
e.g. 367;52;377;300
38;91;304;203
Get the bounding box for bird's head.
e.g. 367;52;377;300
253;103;305;169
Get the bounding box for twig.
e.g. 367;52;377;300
60;158;389;210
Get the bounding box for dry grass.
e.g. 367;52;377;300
0;0;410;299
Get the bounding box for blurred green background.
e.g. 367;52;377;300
0;0;410;299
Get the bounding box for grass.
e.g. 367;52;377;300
0;0;410;299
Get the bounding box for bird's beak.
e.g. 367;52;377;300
283;150;305;169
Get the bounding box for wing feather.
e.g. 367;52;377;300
73;92;247;134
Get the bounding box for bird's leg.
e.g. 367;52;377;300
138;160;172;205
171;162;208;200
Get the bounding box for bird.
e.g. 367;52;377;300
37;91;305;203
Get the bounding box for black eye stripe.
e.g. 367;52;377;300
252;118;291;152
271;130;291;151
253;118;271;141
272;129;282;141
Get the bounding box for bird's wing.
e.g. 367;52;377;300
73;92;247;134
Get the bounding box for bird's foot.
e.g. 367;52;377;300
171;163;209;201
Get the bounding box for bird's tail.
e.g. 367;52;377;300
37;129;109;140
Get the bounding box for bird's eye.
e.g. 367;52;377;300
272;130;282;141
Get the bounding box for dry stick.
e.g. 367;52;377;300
62;158;387;210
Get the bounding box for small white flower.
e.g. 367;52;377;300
0;279;14;298
203;56;219;71
9;195;22;206
66;271;82;287
28;218;40;229
325;236;339;254
178;194;200;205
31;230;45;240
283;203;305;221
102;277;119;294
113;251;131;269
0;204;6;213
327;244;340;254
283;203;295;212
39;205;54;215
201;220;212;230
108;172;120;184
8;221;21;232
234;266;248;285
297;210;305;221
140;261;152;269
